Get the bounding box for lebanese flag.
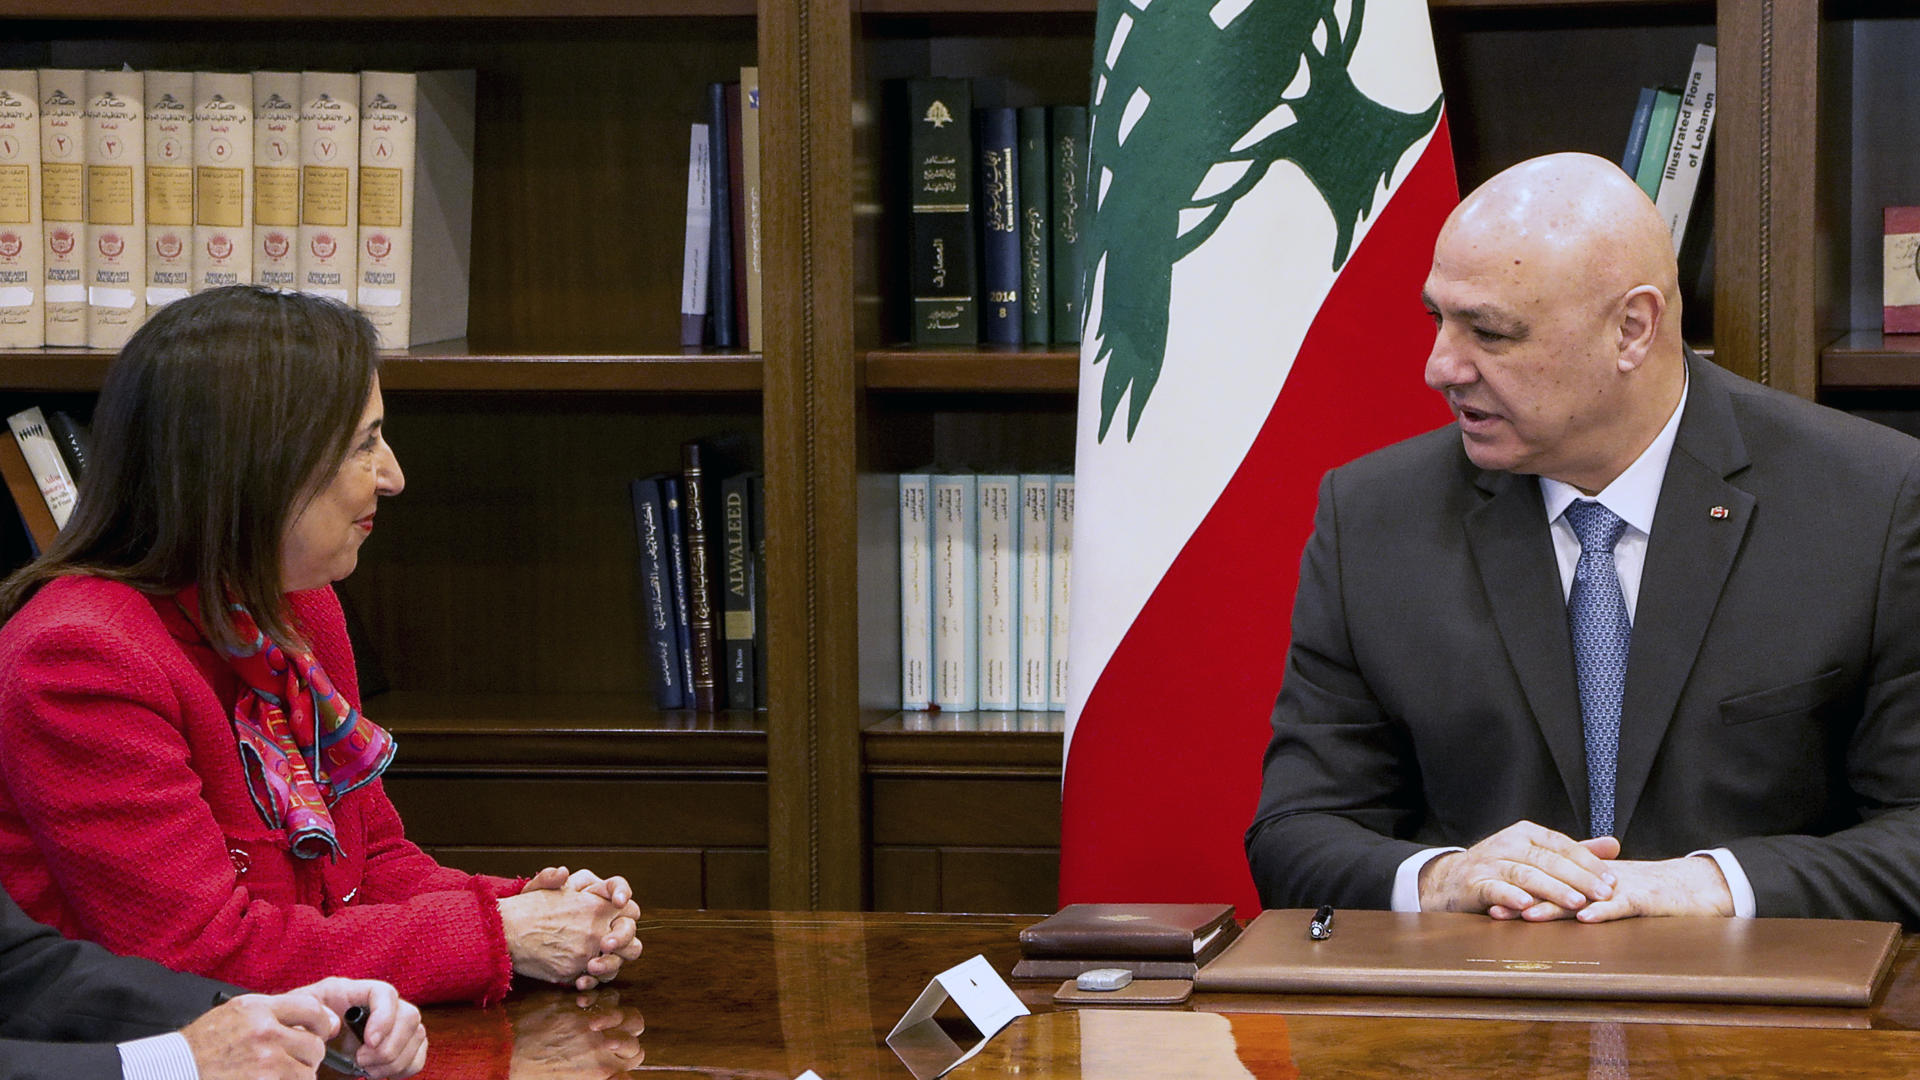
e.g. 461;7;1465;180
1062;0;1458;916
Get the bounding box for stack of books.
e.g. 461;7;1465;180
0;67;474;351
630;435;766;713
899;472;1072;714
1620;43;1717;312
678;67;764;352
897;77;1089;348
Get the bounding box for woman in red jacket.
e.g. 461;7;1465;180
0;286;642;1006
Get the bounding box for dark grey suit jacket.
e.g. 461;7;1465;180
1246;353;1920;924
0;887;230;1079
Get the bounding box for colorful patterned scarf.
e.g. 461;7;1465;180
177;585;396;860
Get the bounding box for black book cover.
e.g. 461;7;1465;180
905;77;977;344
680;435;751;710
749;472;767;710
45;410;89;487
660;474;696;701
720;470;759;711
630;476;687;710
707;81;737;349
1049;105;1088;345
977;106;1021;345
1017;106;1050;345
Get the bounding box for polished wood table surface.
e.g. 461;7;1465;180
408;910;1920;1079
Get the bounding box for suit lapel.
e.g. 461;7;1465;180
1613;354;1754;840
1465;468;1589;830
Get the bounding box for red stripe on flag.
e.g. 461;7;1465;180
1061;119;1459;916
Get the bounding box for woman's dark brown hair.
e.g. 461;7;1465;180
0;285;379;650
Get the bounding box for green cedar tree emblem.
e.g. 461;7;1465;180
1086;0;1442;441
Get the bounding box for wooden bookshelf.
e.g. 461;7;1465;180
0;1;1859;915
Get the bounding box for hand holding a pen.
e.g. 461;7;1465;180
185;978;427;1080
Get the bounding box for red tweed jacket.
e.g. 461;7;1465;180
0;574;521;1005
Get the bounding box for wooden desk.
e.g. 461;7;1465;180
411;910;1920;1078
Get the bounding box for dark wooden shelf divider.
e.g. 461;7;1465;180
864;348;1077;392
1822;332;1920;390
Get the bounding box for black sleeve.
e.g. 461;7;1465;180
0;888;236;1057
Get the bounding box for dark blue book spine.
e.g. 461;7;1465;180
720;471;757;711
1049;105;1088;345
1621;86;1657;177
630;478;687;710
707;82;737;349
660;474;697;701
1017;106;1050;346
977;106;1021;345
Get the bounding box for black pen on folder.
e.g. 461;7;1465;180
1308;905;1335;941
211;991;369;1077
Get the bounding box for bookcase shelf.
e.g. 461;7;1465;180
0;349;764;394
1822;333;1920;391
0;0;755;17
371;691;766;769
864;348;1076;392
3;0;1848;917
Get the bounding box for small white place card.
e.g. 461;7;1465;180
886;954;1030;1079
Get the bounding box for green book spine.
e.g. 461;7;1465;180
1633;88;1681;201
905;78;976;344
1018;106;1050;345
1049;105;1088;345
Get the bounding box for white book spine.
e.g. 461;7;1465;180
680;123;711;346
1016;474;1051;710
84;69;145;349
356;70;473;349
357;71;415;347
8;406;75;528
192;71;252;292
251;72;299;290
931;473;978;712
38;69;84;344
1654;43;1716;252
0;71;42;348
297;71;357;305
144;71;194;312
898;473;933;711
1048;476;1074;711
976;474;1018;710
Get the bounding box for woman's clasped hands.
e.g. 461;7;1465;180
498;866;644;990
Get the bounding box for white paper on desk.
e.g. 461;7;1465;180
886;954;1030;1078
793;1072;825;1080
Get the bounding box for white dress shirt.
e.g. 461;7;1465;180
1389;373;1755;917
119;1032;199;1080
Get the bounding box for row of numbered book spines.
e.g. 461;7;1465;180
679;69;763;353
0;66;469;351
898;471;1073;714
631;435;764;713
901;76;1089;348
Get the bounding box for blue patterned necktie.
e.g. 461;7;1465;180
1564;499;1631;839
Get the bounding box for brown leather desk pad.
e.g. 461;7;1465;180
1196;909;1901;1007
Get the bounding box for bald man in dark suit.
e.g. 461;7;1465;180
1247;152;1920;925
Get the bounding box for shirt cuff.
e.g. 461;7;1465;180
119;1031;200;1080
1688;847;1756;918
1392;847;1465;911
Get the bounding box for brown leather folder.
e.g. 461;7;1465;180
1018;903;1238;958
1012;903;1241;980
1194;909;1901;1007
